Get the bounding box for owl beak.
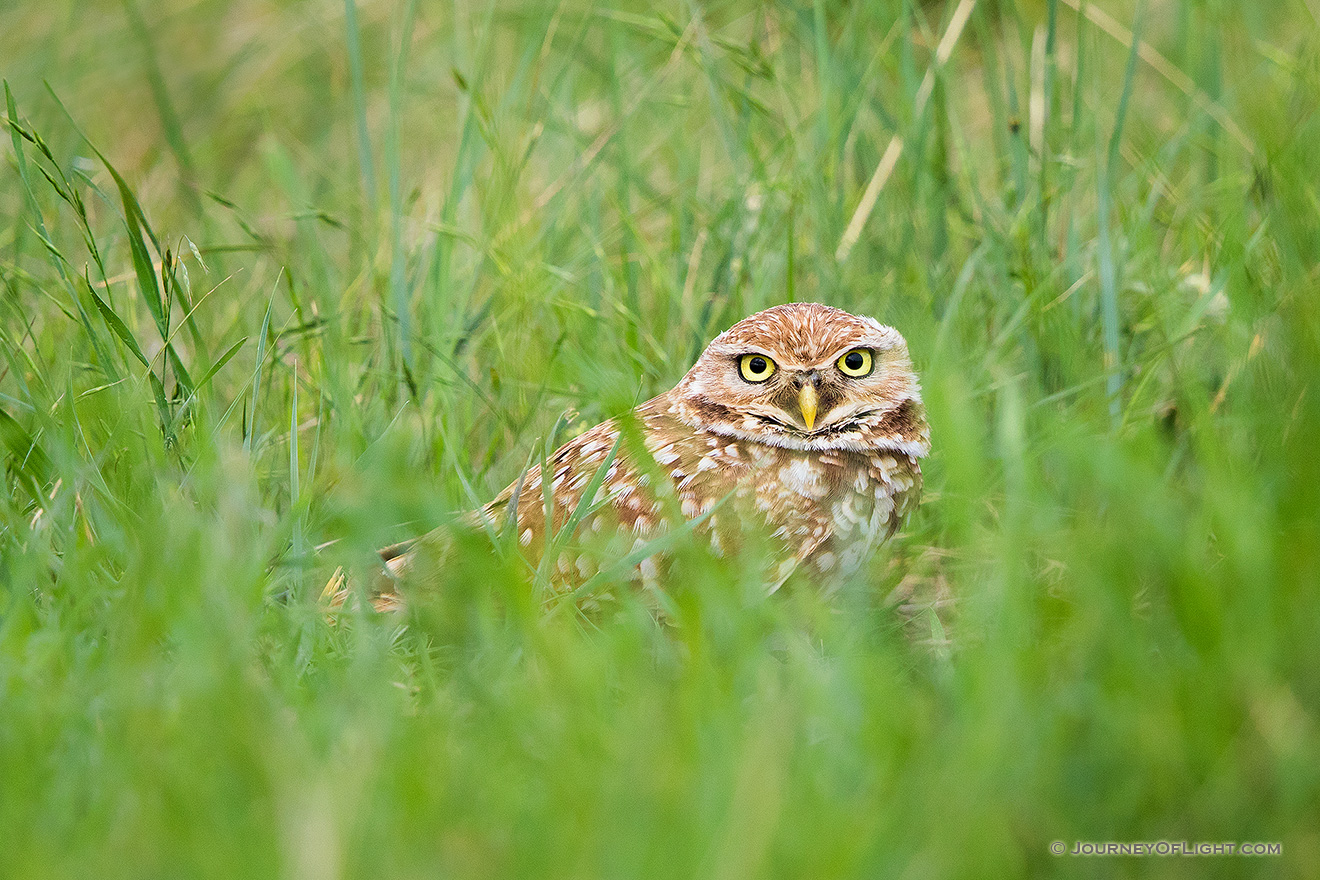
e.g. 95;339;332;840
798;384;818;431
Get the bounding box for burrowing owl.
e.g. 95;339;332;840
368;303;929;603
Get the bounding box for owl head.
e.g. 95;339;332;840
671;303;928;455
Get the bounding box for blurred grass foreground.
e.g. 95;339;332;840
1;0;1318;877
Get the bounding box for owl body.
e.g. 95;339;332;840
376;303;929;599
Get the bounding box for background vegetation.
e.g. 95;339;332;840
2;0;1317;876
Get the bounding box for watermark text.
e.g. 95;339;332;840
1049;840;1281;857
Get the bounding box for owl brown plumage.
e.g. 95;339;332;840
364;303;929;604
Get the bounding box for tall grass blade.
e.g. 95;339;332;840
46;85;199;404
245;285;277;452
386;0;418;375
82;275;149;369
5;83;118;376
1096;0;1144;424
290;365;299;511
344;0;377;206
0;408;52;508
122;0;200;213
175;336;247;425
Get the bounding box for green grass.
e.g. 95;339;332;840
2;0;1318;877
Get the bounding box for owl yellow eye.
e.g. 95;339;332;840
836;348;873;377
738;353;777;383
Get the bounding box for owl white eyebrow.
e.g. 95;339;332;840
815;343;884;365
729;351;775;367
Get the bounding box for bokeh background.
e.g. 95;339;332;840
2;0;1317;877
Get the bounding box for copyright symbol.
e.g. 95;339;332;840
1050;841;1066;856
